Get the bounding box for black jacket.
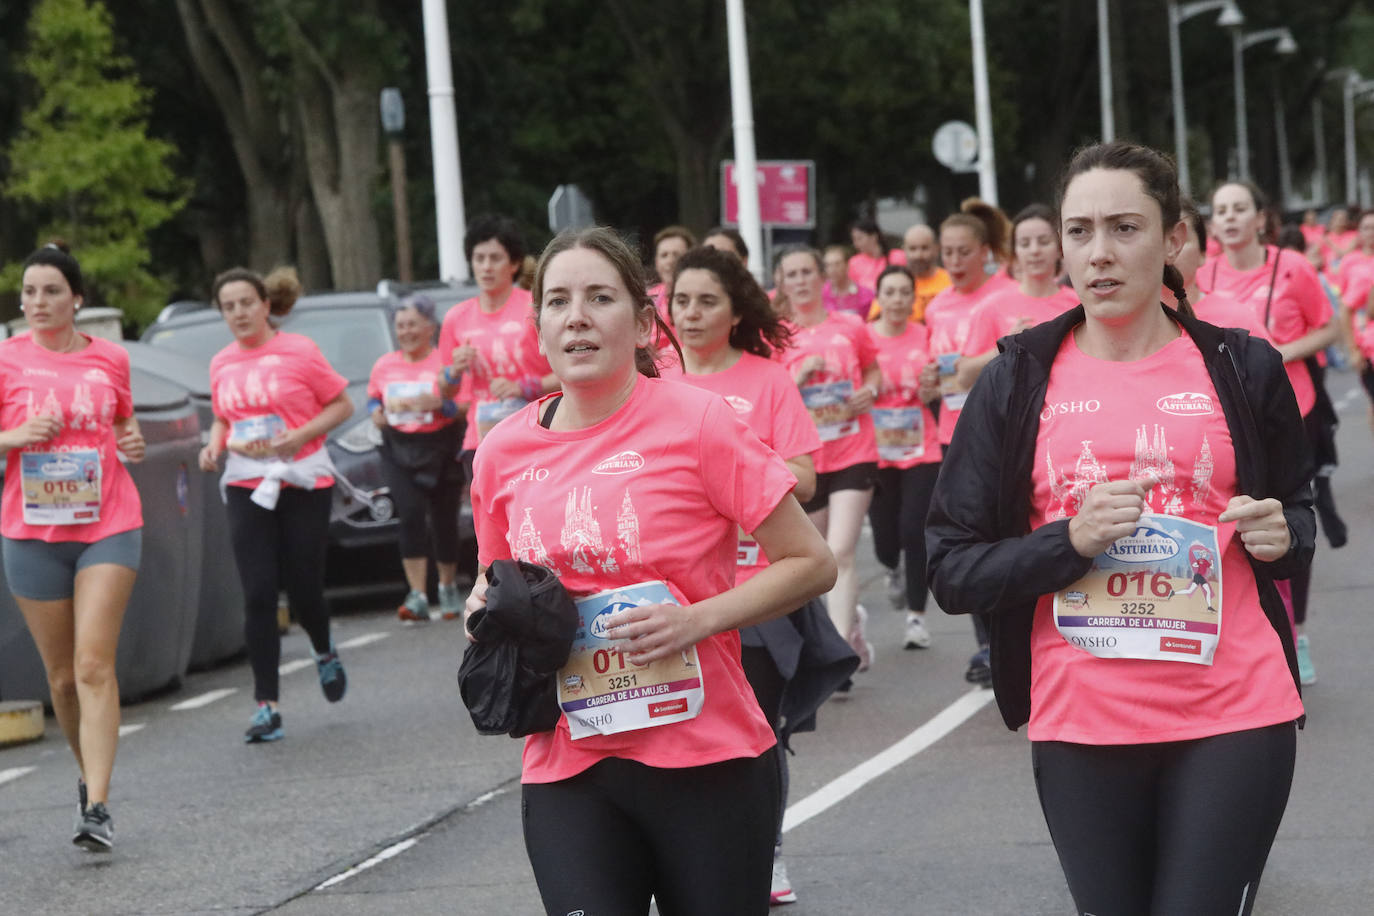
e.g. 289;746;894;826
926;304;1316;731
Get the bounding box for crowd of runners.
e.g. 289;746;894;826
3;136;1369;913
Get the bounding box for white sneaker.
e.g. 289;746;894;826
847;605;874;672
903;612;932;649
770;858;797;905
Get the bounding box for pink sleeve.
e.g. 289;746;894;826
698;396;797;534
851;322;879;369
1292;261;1333;328
437;309;459;361
961;303;997;357
471;444;513;569
112;347;134;420
366;355;386;402
300;339;349;405
768;375;822;460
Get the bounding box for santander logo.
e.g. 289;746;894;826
592;450;645;475
1156;392;1214;416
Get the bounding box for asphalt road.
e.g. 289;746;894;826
3;374;1373;916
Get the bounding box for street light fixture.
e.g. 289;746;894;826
1167;1;1245;194
1231;26;1298;181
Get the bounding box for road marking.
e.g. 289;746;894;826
782;688;996;833
338;632;388;650
1335;386;1362;413
279;659;314;676
314;838;418;890
170;688;238;711
118;723;145;737
0;766;37;787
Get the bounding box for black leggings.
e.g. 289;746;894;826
226;486;333;702
867;462;940;612
379;454;461;563
741;644;789;851
522;751;779;916
1033;721;1296;916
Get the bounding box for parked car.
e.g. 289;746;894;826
141;283;479;561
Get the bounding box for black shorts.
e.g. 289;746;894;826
800;461;878;513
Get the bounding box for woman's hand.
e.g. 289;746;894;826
450;343;478;375
488;377;521;400
794;355;826;385
1068;478;1158;558
846;384;876;417
371;406;388;429
1219;495;1291;562
463;575;489;644
197;443;222;472
115;426;146;463
6;414;63;449
605;602;708;666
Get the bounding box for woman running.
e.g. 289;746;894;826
2;243;145;851
847;218;904;291
367;295;464;621
922;197;1011;684
664;244;855;905
198;267;354;743
822;244;874;319
865;265;942;650
645;224;696;322
927;140;1313;915
466;227;835;915
774;245;882;671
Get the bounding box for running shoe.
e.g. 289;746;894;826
884;566;904;610
965;646;992;687
770;857;797;905
397;589;432;622
314;642;347;702
244;703;283;743
847;605;874;673
1296;634;1317;686
437;582;462;620
77;778;87;816
903;612;933;650
72;802;113;852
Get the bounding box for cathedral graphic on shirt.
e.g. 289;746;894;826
1044;427;1215;521
513;507;554;568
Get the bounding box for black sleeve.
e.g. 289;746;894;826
1246;338;1316;580
925;354;1094;617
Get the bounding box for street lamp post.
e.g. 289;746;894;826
1098;0;1114;141
1230;26;1298;181
1167;1;1245;194
1343;74;1374;204
969;0;997;204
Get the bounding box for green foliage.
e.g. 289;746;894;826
3;0;187;327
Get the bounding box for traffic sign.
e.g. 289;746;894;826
933;121;979;172
548;184;594;233
721;160;815;228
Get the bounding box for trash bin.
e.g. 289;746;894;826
0;368;203;704
122;342;245;669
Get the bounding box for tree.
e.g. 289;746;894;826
3;0;186;325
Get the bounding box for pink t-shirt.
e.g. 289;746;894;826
437;288;551;450
867;323;941;470
776;315;880;473
366;349;453;434
472;376;794;783
662;352;821;584
0;334;142;542
1323;229;1358;270
848;250;906;292
1199;246;1330;416
1193;291;1271;341
1300;224;1326;251
1027;331;1303;744
209;331;348;489
960;285;1080;358
1343;259;1374;315
924;277;1002;445
822;281;874;320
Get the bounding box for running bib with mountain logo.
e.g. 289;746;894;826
1054;514;1223;665
229;414;285;449
21;449;101;525
383;380;436;426
872;407;924;462
475;397;527;440
800;380;857;441
557;581;704;739
936;353;968;412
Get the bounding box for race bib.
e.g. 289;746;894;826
1053;514;1223;666
737;537;761;567
937;353;968;412
229;414;285;448
872;406;925;462
384;380;436;426
475;398;526;440
21;449;101;525
801;380;858;442
558;581;704;740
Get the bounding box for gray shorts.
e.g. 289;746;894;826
2;529;143;601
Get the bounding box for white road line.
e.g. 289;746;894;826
0;766;37;787
1335;386;1362;413
315;838;418;890
782;688;996;833
170;687;238;711
279;659;315;676
118;723;145;737
338;632;389;650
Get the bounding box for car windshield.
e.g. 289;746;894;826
146;307;393;382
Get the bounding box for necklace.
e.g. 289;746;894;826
36;329;82;354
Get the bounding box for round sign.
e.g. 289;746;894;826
932;121;979;170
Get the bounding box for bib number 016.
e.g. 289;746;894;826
1105;571;1172;599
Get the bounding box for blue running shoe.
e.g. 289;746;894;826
314;643;347;703
245;703;283;743
73;802;113;852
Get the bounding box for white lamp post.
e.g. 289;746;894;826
969;0;998;205
1230;26;1298;181
1167;1;1245;194
420;0;468;281
1343;74;1374;204
1098;0;1114;141
725;0;764;281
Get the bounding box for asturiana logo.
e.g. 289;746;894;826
592;450;644;475
83;368;111;384
1105;525;1180;563
1156;392;1214;416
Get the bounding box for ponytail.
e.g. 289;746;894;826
1162;264;1194;319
